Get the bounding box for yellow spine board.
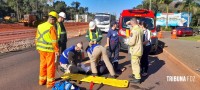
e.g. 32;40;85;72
61;73;129;88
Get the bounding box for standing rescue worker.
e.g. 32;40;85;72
55;12;67;53
86;44;118;78
125;18;143;84
105;21;119;72
85;21;102;46
139;21;152;77
35;11;59;88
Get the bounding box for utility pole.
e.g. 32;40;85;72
16;0;19;21
149;0;152;10
187;3;190;27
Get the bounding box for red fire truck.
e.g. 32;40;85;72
118;9;158;54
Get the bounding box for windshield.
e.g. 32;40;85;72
122;17;154;30
95;15;110;22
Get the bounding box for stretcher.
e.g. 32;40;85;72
61;73;129;88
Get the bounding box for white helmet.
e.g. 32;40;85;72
89;21;96;30
58;12;66;18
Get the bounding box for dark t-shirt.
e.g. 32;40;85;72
107;28;119;42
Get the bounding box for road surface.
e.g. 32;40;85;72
0;34;200;90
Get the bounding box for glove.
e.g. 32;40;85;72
124;38;129;45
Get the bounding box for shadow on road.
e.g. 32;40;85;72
129;56;165;89
140;56;165;83
120;49;128;53
119;56;126;60
152;40;166;55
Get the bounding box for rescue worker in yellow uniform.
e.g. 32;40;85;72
125;18;143;84
35;11;59;88
55;12;67;53
85;21;102;46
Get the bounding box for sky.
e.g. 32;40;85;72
63;0;143;18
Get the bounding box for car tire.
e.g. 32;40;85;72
193;32;197;36
182;34;186;37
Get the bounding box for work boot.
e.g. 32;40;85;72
39;81;46;86
108;75;118;79
129;74;135;79
113;62;119;72
129;79;140;84
46;81;55;88
46;85;54;88
92;73;98;76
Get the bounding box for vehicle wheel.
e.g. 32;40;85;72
119;43;123;52
193;32;197;36
182;34;186;37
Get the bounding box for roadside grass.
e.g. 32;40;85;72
179;35;200;41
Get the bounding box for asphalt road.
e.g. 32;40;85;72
161;31;200;75
0;34;200;90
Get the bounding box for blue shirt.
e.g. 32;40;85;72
86;44;100;54
107;28;119;42
60;45;76;64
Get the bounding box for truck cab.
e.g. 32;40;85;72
118;9;158;54
94;13;113;32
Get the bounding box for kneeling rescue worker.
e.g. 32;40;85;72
35;11;59;88
86;44;118;78
59;43;90;74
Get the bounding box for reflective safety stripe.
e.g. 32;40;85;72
60;31;66;34
56;23;61;39
89;30;99;40
91;39;97;41
112;60;118;63
37;30;49;43
39;76;47;80
47;77;54;82
36;22;56;52
52;40;57;43
36;45;54;50
37;41;52;45
62;52;68;59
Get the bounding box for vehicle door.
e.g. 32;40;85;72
188;28;193;35
185;28;190;35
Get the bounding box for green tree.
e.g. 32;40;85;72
79;7;85;14
54;1;67;13
71;1;80;14
160;0;173;28
174;0;200;26
84;7;88;14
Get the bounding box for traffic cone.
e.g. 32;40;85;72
158;31;164;38
171;29;178;39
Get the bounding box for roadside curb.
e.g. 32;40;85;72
163;48;200;81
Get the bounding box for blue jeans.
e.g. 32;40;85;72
108;41;119;63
